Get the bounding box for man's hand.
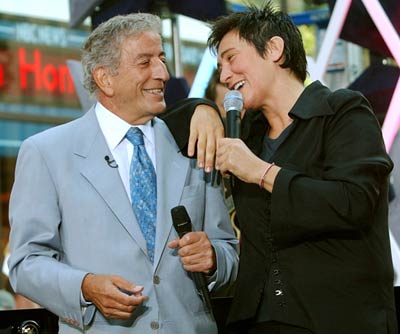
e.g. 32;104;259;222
81;274;147;320
168;232;216;274
188;105;224;172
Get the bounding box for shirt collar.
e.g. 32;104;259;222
242;81;335;148
245;81;335;130
289;80;335;120
95;102;155;150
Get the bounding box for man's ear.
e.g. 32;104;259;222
266;36;285;64
93;66;114;97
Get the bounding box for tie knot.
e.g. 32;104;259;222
126;127;144;146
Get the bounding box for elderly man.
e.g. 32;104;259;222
8;12;238;334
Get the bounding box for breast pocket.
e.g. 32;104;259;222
179;182;205;232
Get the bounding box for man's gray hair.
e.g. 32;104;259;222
81;13;162;95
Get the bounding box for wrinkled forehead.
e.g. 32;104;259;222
121;31;163;51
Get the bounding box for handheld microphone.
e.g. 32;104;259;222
223;90;243;138
170;205;213;313
104;155;118;168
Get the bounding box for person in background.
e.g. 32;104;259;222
204;69;241;240
205;69;230;120
8;12;238;334
2;243;40;309
166;2;397;333
0;289;15;310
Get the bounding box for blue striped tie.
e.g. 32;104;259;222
126;127;157;263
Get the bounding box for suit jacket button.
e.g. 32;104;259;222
150;321;160;330
153;275;160;285
274;289;283;296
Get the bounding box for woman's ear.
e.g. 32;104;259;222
266;36;285;64
93;66;114;97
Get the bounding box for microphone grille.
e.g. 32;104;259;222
170;205;192;236
171;206;191;225
223;90;243;112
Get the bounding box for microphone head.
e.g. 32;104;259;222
223;90;243;112
170;205;192;237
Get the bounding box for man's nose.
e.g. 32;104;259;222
153;60;170;81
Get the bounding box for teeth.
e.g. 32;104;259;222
147;89;163;94
234;80;245;90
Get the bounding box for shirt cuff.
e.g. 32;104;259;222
80;291;93;307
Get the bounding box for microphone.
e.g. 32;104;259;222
223;90;243;138
104;155;118;168
170;205;213;313
223;90;243;182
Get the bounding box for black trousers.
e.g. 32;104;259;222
245;321;312;334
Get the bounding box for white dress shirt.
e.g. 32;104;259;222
95;102;157;200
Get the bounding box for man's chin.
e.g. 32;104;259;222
153;107;167;115
151;102;167;115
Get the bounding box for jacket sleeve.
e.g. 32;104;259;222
160;98;220;157
8;138;88;329
201;176;239;291
271;93;393;244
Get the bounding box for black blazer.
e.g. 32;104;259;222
162;82;397;334
230;81;397;334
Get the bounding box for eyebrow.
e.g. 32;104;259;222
134;51;166;60
219;47;235;60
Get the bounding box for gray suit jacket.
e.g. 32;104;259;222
8;107;238;334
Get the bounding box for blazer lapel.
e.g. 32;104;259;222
153;118;189;268
75;108;148;256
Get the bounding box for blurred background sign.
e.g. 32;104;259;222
69;0;228;29
327;0;400;57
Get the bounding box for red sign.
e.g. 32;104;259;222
0;45;80;108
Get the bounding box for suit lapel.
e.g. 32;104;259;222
153;118;189;268
75;108;148;255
